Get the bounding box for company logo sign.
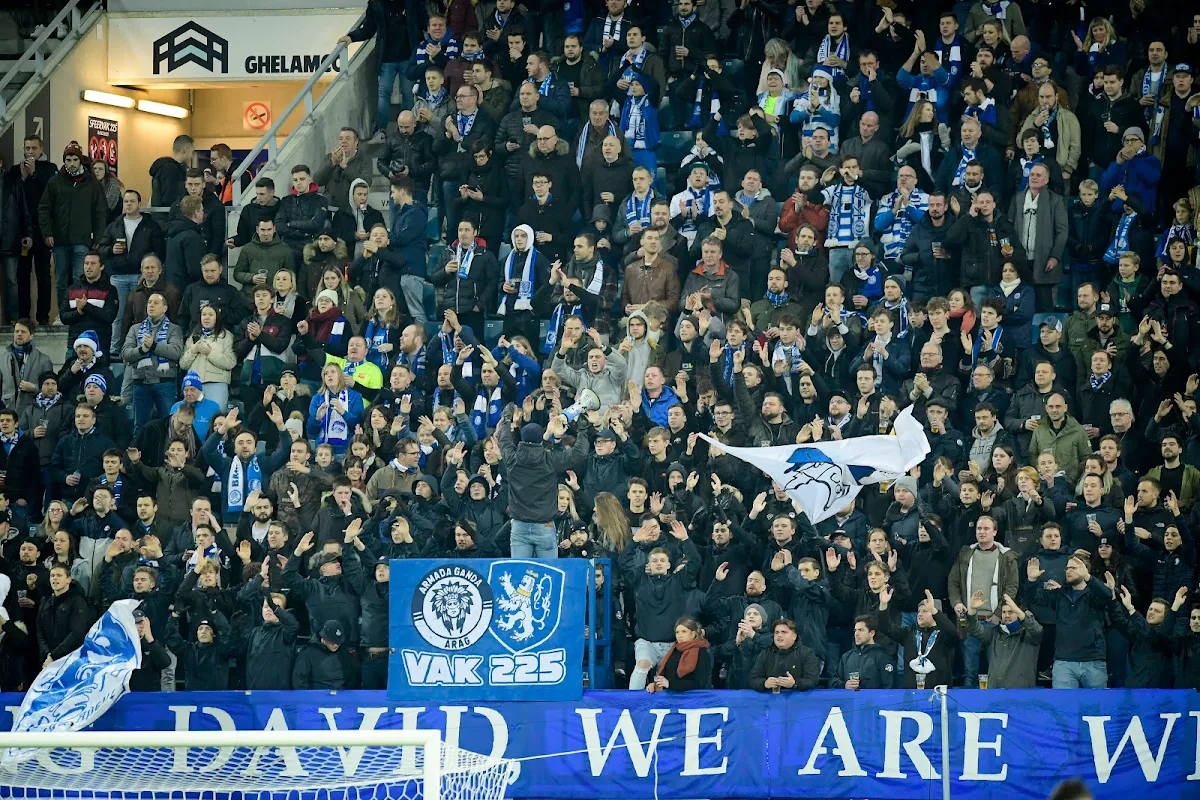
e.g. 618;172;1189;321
153;21;229;75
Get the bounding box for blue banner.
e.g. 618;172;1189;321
2;690;1196;798
388;558;588;701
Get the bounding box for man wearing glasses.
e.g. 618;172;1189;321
433;85;496;241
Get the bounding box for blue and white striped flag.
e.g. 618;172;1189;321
5;599;141;757
699;406;930;523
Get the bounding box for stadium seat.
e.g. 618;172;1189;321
428;244;445;273
484;318;503;347
1031;312;1068;343
660;130;694;166
723;58;744;83
655;167;667;195
426;205;440;242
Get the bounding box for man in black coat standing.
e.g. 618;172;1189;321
7;136;56;324
0;153;34;324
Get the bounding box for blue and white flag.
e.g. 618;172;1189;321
700;406;929;523
4;599;140;758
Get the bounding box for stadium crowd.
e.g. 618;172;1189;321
0;0;1199;695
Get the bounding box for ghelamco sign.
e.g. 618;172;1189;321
109;13;362;83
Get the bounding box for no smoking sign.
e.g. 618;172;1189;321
243;101;272;131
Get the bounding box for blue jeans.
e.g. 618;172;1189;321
961;618;992;687
1052;659;1108;689
52;245;88;315
109;273;140;354
401;274;430;324
827;247;852;284
376;61;410;131
132;381;177;428
510;520;557;558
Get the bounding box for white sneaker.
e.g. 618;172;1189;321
51;317;65;326
368;129;387;144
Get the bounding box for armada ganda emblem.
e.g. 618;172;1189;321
411;566;494;650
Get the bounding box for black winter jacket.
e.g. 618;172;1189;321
36;585;94;659
945;211;1027;287
245;606;300;690
0;170;32;256
98;214;166;277
831;643;895;688
748;641;821;690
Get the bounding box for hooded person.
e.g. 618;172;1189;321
332;178;384;261
496;224;550;345
621;73;662;173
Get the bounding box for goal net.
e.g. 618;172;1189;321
0;730;518;800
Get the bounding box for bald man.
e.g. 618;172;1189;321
840;111;893;198
376;111;436;196
518;124;581;210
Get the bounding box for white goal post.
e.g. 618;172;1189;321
0;729;515;800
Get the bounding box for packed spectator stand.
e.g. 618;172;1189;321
0;0;1199;696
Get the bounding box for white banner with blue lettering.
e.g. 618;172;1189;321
388;559;588;701
0;690;1194;798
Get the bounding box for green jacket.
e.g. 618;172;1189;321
1028;413;1092;483
1064;309;1097;370
234;237;296;298
1146;463;1200;516
1075;323;1131;378
37;169;106;246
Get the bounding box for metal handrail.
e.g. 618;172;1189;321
0;0;102;120
228;11;366;208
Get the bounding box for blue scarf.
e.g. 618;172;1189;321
883;297;911;339
538;72;554;96
972;325;1004;367
774;342;804;374
953;147;976;187
438;330;454;367
454;241;476;279
879;188;928;259
825;183;871;245
1090;370;1112;392
678;12;696;28
984;1;1009;18
722;342;745;386
933;36;964;83
679;187;711;234
364;318;394;370
621;48;648;84
576;119;617;169
226;454;262;515
622;94;650;147
137;316;172;371
0;431;18;454
625;190;654;227
913;628;940;669
816;34;849;77
463;50;485;62
1104;211;1136;264
471;385;504;438
689;79;726;131
321;389;352;449
543;302;584;354
98;472;122;507
500;247;536;314
1142;66;1166;123
424;87;447;107
1157;223;1197;260
766;290;790;308
456;111;477;138
1040;104;1059;150
431;386;459;411
398;343;425;378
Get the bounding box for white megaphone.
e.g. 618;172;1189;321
559;388;600;426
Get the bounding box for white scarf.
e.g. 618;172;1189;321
499;233;536;316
